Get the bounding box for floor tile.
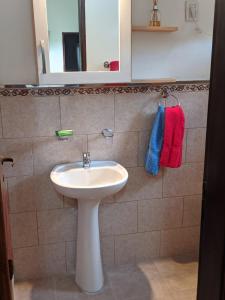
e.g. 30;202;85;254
154;256;198;276
108;264;172;300
14;278;55;300
14;256;198;300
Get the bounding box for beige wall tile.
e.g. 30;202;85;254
8;176;37;213
99;202;138;236
186;128;206;162
115;167;162;202
0;97;60;138
66;241;76;274
163;163;204;197
178;227;200;257
33;136;87;174
63;197;77;208
136;232;161;262
88;134;115;161
179;92;209;128
160;226;200;257
14;243;66;280
10;212;38;248
60;95;114;134
160;228;184;257
0;139;33;177
138;131;149;167
112;132;139;167
37;208;76;244
102;236;115;267
183;195;202;226
7;175;63;213
33;174;64;211
138;198;183;232
115;93;159;132
115;232;160;265
88;132;139;167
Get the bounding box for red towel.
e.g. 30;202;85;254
160;105;185;168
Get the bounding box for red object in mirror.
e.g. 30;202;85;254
110;61;119;71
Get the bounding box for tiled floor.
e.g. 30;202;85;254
14;256;198;300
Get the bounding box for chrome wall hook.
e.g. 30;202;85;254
160;88;181;106
102;129;114;138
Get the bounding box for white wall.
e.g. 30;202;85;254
0;0;37;85
0;0;215;84
132;0;215;81
85;0;119;71
46;0;79;73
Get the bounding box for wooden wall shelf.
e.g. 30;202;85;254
132;26;178;33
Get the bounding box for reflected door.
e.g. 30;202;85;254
63;33;82;71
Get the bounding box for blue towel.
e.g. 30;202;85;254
145;105;165;176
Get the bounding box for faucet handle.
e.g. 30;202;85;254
82;152;91;168
83;152;90;158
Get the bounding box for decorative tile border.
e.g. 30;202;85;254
0;82;209;97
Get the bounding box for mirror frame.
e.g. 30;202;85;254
32;0;131;85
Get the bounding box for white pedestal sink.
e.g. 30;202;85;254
50;161;128;293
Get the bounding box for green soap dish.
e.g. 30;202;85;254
55;130;74;137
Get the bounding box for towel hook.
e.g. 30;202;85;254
159;88;181;107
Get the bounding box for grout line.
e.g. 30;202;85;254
0;127;207;140
136;200;139;233
113;235;116;266
58;96;62;130
185;128;188;162
12;240;71;251
162;167;165;198
181;197;185;226
0;133;90;140
9;206;75;215
101;225;200;240
65;241;68;273
35;211;40;246
31;138;35;176
136;131;140;167
0;100;4;137
113;94;116;132
159;230;162;257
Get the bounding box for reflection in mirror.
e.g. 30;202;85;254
46;0;119;73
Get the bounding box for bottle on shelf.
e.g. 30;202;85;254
150;0;161;27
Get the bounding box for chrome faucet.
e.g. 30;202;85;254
83;152;91;168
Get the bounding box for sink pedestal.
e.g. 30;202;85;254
76;199;104;293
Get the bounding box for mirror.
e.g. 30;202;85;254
46;0;119;73
33;0;131;84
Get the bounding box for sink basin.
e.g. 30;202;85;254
50;161;128;293
50;161;128;200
